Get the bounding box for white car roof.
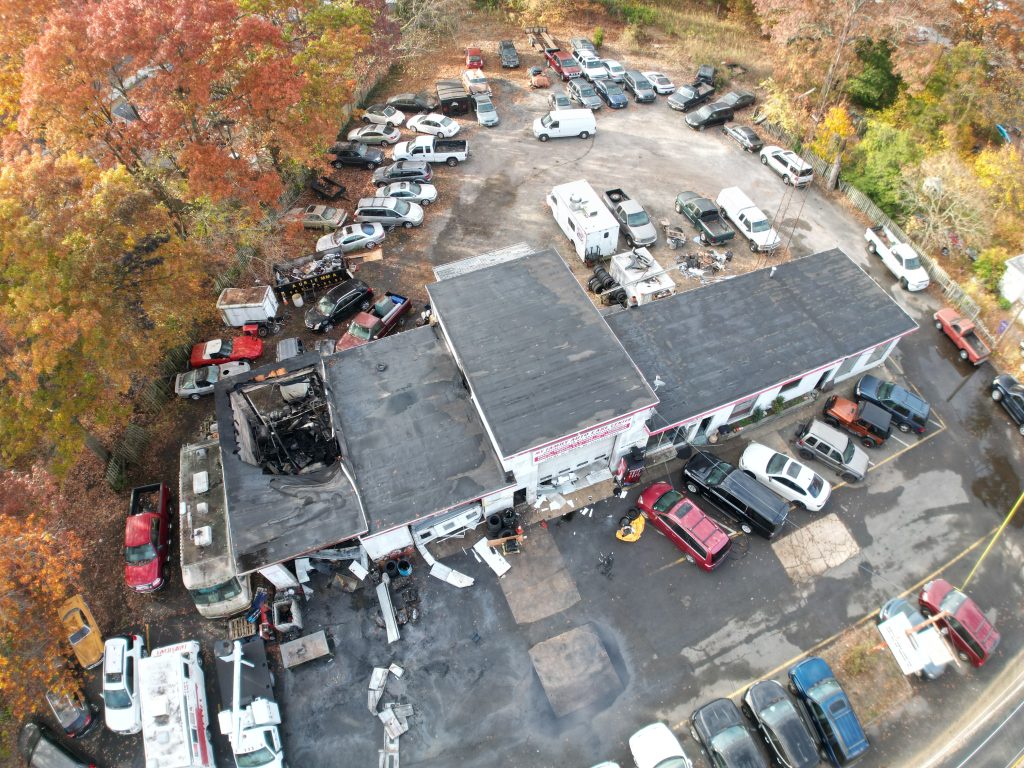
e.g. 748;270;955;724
203;339;223;356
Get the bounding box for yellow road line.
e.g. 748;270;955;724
671;523;999;730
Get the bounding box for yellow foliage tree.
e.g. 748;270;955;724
810;105;857;162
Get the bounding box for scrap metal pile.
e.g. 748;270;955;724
273;252;348;287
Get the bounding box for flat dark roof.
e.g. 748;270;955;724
605;249;918;429
215;353;367;574
427;248;658;458
326;326;510;533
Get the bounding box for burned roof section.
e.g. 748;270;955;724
605;248;919;428
427;248;658;458
326;325;511;534
215;353;367;574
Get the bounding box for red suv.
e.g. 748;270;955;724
636;482;732;571
543;48;581;80
124;483;171;592
919;579;1000;667
465;47;483;69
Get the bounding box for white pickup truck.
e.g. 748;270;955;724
716;187;781;253
864;226;930;291
392;136;469;166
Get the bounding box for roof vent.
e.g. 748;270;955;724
192;470;209;495
196;501;209;516
192;526;213;548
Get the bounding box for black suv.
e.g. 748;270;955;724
498;40;519;68
304;279;373;332
685;101;734;130
992;374;1024;436
855;374;930;433
682;449;789;538
328;141;385;170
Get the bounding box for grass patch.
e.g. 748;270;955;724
644;2;773;83
821;622;913;725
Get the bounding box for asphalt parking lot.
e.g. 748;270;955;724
270;64;1024;768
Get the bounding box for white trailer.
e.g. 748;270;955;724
547;179;620;262
216;286;281;329
140;641;217;768
608;248;675;306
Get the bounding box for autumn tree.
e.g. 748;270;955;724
901;149;993;254
846;39;903;110
0;467;84;715
844;120;923;217
0;150;209;471
811;105;857;188
0;0;59;132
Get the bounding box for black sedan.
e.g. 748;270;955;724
722;124;764;152
992;374;1024;435
304;279;373;332
742;681;820;768
386;91;439;113
720;90;756;110
685;101;734;130
594;79;629;109
692;698;769;768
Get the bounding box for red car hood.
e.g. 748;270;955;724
125;558;160;588
233;336;263;359
336;312;377;351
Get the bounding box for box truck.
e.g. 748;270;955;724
546;179;619;262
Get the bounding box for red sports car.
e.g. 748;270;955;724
124;483;171;592
919;578;1000;667
636;482;732;571
189;335;263;368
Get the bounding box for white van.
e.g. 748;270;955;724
716;186;781;252
533;108;596;141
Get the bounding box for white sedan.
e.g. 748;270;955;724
361;103;405;126
629;722;693;768
406;112;460;137
175;361;251;399
379;181;437;206
643;71;676;94
316;222;386;254
346;124;401;145
739;442;832;511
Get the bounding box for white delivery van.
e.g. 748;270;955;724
140;641;217;768
547;179;620;262
716;187;781;253
533;108;597;141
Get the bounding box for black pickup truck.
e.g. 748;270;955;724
667;82;715;112
675;192;735;245
498;40;520;68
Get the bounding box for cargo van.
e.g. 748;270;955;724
533;108;597;141
140;641;215;768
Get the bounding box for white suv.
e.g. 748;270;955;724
102;635;145;734
573;50;609;82
759;146;814;187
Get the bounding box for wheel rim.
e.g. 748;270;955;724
898;423;911;433
761;156;768;165
741;524;752;534
992;389;1002;401
686;483;698;494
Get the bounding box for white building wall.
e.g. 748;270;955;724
1000;255;1024;305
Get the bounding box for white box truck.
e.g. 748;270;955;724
216;286;281;335
609;248;675;306
140;641;217;768
716;187;781;253
215;638;286;768
547;179;620;262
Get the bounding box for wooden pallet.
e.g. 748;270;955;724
228;617;257;640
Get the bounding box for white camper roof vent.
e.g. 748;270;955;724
196;501;209;516
192;526;213;547
192;470;209;495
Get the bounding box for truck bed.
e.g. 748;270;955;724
215;637;274;710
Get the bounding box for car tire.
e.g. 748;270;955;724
403;221;414;229
365;241;377;249
794;500;807;511
742;469;755;478
330;160;343;169
934;320;943;330
897;422;911;433
749;240;758;252
760;155;768;165
1018;424;1024;436
698;124;706;131
991;388;1002;401
959;348;969;361
190;394;201;401
867;242;878;256
675;203;683;214
900;277;909;290
841;472;859;483
362;116;372;123
798;449;815;461
788;681;798;695
783;175;792;186
539;134;549;142
741;702;754;720
420;199;430;206
823;416;839;428
699;232;708;244
579;131;590;139
366;163;378;171
685;481;699;495
741;523;752;534
446;157;459;167
385;225;395;232
861;437;876;448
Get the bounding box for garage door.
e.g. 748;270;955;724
537;437;615;484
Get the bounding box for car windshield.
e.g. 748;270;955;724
179;370;199;388
478;102;495;113
808;475;824;496
905;256;922;269
439;117;453;127
126;541;157;564
541;114;554;127
626;211;650;227
798;167;813;177
750;219;771;233
580;85;596;97
105;686;133;710
605;84;623;96
198;367;218;385
695;106;712;118
235;745;277;767
705;462;730;486
322;207;338;219
810;679;843;703
69;624;91;644
942;590;967;614
636;78;652;89
317;294;339;314
653;490;685;513
393;200;411;215
189;578;243;605
841;438;856;463
760;700;793;729
766;453;787;474
217;339;233;357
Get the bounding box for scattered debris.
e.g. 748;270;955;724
472;537;511;577
349;560;370;581
598;552;615;579
368;667;388;714
279;629;332;668
379;706;409;739
389;663;405;678
416;540;474;588
379;734;399;768
376;573;401;644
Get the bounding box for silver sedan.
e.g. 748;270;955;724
316;222;387;254
379;181;438;206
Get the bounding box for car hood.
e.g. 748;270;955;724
233;336;263;359
304;305;330;328
694;699;742;740
738;442;777;475
629;723;689;768
789;656;831;692
104;699;140;733
125;557;160;587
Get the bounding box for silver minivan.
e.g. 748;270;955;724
794;419;869;482
354;197;424;230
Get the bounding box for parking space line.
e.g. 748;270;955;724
888;433;911;448
670;523;997;732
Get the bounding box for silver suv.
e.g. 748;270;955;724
794;419;869;482
354;197;424;230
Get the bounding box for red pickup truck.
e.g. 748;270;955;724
543;48;581;80
336;292;411;351
124;482;171;592
934;308;990;365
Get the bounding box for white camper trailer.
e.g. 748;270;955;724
547;180;620;262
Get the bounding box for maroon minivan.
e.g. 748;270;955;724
636;482;732;571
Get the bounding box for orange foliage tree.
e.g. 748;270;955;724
0;467;84;714
0;149;209;471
